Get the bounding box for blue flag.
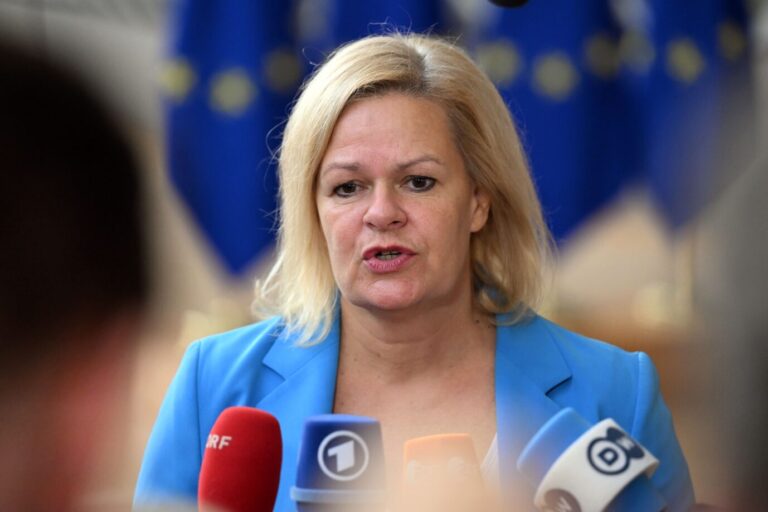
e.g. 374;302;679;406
162;0;302;274
295;0;443;60
465;0;637;241
627;0;754;228
465;0;753;240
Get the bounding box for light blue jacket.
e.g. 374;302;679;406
134;314;695;511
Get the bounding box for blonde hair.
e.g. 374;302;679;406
256;33;552;345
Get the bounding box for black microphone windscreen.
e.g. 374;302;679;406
489;0;529;7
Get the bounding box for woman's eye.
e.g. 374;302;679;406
405;175;436;192
333;181;361;197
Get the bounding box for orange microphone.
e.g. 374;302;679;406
400;433;491;512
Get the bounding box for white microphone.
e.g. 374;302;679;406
517;408;666;511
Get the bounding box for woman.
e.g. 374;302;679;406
135;34;694;510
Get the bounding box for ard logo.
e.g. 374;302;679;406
317;430;370;481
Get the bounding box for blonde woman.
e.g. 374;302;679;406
136;34;694;510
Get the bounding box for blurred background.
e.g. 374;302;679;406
0;0;765;509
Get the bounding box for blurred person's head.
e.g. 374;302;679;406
696;154;768;510
0;40;147;510
257;33;552;344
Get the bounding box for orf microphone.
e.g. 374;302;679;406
401;433;490;512
198;406;282;512
291;414;386;511
517;408;666;512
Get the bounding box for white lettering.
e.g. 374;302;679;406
446;456;469;478
327;440;355;472
205;434;234;450
405;460;422;483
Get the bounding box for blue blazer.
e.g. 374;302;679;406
134;314;695;511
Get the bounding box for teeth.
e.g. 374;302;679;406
376;250;401;260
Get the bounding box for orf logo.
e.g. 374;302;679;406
317;430;370;481
587;427;645;475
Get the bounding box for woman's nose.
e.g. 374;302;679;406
363;186;406;230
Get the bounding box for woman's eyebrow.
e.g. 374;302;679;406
320;154;443;177
397;155;443;170
319;161;359;176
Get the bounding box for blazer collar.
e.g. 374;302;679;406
494;314;572;504
257;315;342;512
495;314;571;395
259;312;571;389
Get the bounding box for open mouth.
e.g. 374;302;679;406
376;250;401;261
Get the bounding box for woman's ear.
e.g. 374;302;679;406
470;186;491;233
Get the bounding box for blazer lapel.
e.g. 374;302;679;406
494;315;572;506
256;315;342;511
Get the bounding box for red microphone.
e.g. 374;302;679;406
198;406;282;512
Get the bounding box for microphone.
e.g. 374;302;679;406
291;414;387;511
198;406;282;512
401;433;492;512
488;0;530;7
517;408;666;512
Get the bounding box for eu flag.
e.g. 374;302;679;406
465;0;636;242
161;1;303;275
629;0;754;228
466;0;754;240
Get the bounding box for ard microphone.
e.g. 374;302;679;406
291;414;386;511
517;408;666;512
198;407;282;512
401;433;490;512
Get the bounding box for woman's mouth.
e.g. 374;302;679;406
363;246;415;273
375;250;401;261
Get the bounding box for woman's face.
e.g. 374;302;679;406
316;93;490;314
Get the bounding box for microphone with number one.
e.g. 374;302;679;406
291;414;387;511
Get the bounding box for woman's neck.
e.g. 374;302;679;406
334;297;498;490
337;296;495;382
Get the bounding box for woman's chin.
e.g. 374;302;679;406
344;286;423;313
